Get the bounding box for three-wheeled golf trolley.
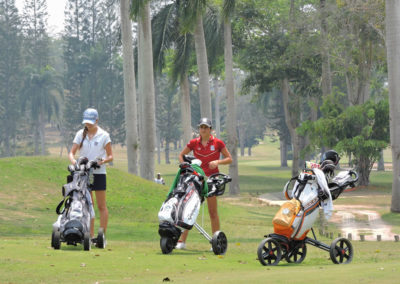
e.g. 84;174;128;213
257;162;358;266
158;155;232;255
51;157;106;251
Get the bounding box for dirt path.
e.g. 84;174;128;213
258;193;396;241
331;205;395;241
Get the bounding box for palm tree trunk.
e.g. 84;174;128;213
385;0;400;212
238;124;245;156
4;128;10;157
180;75;192;144
138;3;156;180
39;111;46;156
34;123;40;155
120;0;138;174
320;0;332;97
165;139;170;164
224;20;239;195
157;130;161;165
214;78;222;138
194;16;212;119
377;150;385;171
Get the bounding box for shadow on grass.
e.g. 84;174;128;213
238;175;288;194
155;249;211;256
56;245;85;251
247;210;274;219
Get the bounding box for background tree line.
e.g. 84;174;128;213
1;0;400;212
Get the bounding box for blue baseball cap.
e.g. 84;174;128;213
82;108;98;124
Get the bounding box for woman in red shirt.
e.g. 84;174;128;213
176;117;232;250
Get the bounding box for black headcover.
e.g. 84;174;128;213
321;159;336;176
320;150;340;165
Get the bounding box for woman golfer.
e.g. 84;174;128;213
68;108;113;242
175;117;232;249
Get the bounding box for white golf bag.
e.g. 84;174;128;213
158;172;203;230
273;168;333;240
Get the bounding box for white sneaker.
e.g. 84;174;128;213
175;241;186;250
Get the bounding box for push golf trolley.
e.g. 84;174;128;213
51;157;106;251
257;165;358;266
158;155;232;255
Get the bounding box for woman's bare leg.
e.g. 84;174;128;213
94;190;108;233
207;196;220;233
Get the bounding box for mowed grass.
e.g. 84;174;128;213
1;237;400;283
1;139;400;283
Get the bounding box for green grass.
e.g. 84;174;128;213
1;139;400;283
1;237;400;283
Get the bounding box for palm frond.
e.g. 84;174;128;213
130;0;150;19
178;0;207;33
222;0;235;20
204;5;224;75
152;3;179;74
172;33;194;84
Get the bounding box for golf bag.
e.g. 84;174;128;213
274;167;333;240
257;160;358;266
158;160;206;233
53;157;96;246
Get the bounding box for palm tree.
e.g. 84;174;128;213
132;0;156;180
152;2;193;144
385;0;400;213
173;34;194;144
222;0;239;194
120;0;139;174
180;0;212;119
153;1;224;144
22;65;61;155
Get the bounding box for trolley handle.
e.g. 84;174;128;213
348;170;359;184
207;173;232;185
206;173;231;197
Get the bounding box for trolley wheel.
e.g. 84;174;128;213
96;228;106;249
53;230;61;250
211;231;228;255
160;237;174;254
83;232;91;251
329;237;353;264
51;228;57;248
257;237;282;266
285;243;307;263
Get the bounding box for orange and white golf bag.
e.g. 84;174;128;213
273;168;333;240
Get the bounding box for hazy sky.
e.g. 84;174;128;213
15;0;67;36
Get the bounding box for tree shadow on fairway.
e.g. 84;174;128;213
247;210;274;220
155;249;214;256
52;245;87;251
239;175;288;195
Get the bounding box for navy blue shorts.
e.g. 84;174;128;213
92;174;106;191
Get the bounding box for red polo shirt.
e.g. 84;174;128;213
187;135;226;177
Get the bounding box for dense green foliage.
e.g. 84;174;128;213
63;0;125;145
0;0;393;189
0;0;23;156
299;92;390;185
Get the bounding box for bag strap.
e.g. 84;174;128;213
56;196;71;215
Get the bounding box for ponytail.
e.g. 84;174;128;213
79;126;88;149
